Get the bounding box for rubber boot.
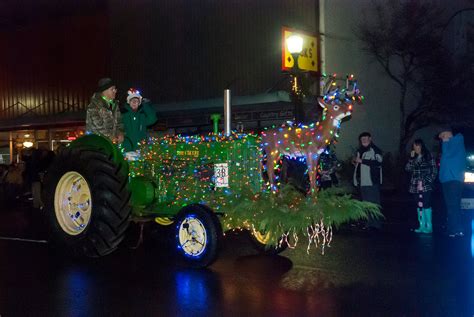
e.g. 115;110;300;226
414;208;425;233
423;208;432;234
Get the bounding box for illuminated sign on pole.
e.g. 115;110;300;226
281;27;319;72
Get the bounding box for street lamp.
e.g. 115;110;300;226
287;34;304;55
286;34;304;122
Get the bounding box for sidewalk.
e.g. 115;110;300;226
379;187;473;236
0;199;47;240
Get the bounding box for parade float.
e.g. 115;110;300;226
42;75;381;267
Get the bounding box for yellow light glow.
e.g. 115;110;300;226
465;172;474;183
286;34;303;54
23;141;34;148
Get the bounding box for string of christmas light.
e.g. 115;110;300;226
123;74;376;252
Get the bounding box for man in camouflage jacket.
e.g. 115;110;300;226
86;78;124;143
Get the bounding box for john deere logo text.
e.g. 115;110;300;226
177;150;199;157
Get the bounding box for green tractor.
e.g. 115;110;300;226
42;79;376;268
43;131;278;267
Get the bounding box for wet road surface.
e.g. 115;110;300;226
0;198;473;316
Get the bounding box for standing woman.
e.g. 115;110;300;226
405;139;438;233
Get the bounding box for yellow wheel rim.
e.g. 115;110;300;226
54;171;92;236
252;228;271;245
155;217;174;226
178;216;207;257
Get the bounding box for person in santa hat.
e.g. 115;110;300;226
121;88;157;152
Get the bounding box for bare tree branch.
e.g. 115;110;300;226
356;0;468;156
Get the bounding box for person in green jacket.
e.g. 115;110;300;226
121;88;157;152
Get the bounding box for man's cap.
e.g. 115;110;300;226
358;131;371;139
437;125;453;135
96;78;115;93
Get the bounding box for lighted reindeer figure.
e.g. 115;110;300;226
261;75;362;193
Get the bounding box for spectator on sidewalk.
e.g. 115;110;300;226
29;149;43;209
353;132;383;230
0;164;8;203
318;147;340;190
29;149;55;210
405;139;437;234
5;163;24;202
438;126;466;238
21;150;33;198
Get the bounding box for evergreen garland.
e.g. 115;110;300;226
219;185;382;246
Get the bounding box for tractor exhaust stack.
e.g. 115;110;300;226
224;89;231;136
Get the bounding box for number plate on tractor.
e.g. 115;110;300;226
214;163;229;188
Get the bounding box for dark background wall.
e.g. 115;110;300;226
109;0;318;103
0;0;318;121
0;0;109;120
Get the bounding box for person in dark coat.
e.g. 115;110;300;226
438;126;466;238
318;147;340;190
405;139;437;233
353;132;383;229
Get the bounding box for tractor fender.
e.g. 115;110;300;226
69;134;129;176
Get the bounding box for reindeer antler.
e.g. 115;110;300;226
344;75;362;104
320;74;363;105
320;74;338;97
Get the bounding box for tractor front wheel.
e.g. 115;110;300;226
174;205;221;268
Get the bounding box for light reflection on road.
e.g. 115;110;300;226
175;270;210;313
61;268;91;316
471;219;474;258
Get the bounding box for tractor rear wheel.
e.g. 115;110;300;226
43;147;131;257
248;228;287;255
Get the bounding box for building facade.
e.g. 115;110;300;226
1;0;470;166
0;0;319;162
